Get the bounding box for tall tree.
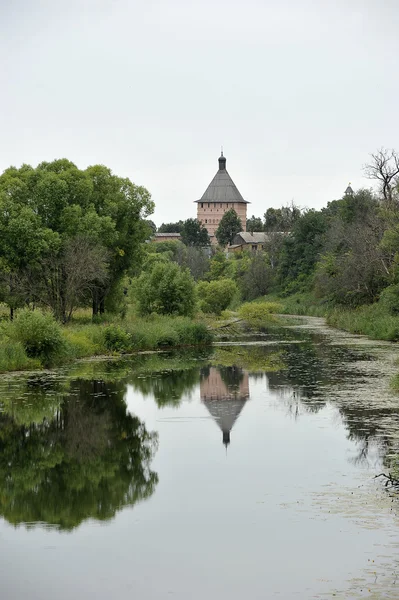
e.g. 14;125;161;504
264;202;301;232
215;209;242;246
180;218;210;247
364;148;399;203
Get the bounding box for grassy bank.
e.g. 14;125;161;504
261;291;399;342
0;309;213;373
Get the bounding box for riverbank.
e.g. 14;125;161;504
263;291;399;342
0;310;213;373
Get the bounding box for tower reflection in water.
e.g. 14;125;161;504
200;366;249;448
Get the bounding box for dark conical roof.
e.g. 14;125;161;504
345;183;354;196
195;153;249;204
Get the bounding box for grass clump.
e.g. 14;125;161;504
0;341;41;372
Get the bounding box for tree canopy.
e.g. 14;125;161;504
180;218;210;247
0;159;154;320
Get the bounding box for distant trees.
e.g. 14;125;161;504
0;159;153;320
246;215;263;233
264;203;301;232
158;221;184;233
215;209;242;246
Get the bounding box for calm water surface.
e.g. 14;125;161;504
1;318;399;599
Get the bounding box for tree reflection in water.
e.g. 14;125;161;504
0;377;158;530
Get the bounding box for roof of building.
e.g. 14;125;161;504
345;183;354;196
231;231;287;245
153;232;181;238
195;153;249;204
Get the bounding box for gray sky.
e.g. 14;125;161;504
1;0;399;225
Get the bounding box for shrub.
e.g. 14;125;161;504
238;301;281;327
103;325;131;352
135;262;196;317
197;279;238;315
10;309;65;366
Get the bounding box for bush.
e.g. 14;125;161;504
197;279;238;315
238;301;281;327
103;325;131;352
135;262;196;317
10;309;65;366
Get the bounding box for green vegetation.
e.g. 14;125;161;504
0;312;213;372
136;261;196;317
0;159;153;321
197;279;238;315
10;308;66;366
238;301;281;328
215;208;242;246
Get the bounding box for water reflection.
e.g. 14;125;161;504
0;323;398;533
200;366;249;447
0;377;158;530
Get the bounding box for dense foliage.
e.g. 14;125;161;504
136;262;196;316
215;209;242;246
0;159;154;321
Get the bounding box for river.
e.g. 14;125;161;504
1;317;399;599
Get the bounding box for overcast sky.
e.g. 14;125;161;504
1;0;399;225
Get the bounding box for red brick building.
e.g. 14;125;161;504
195;152;249;244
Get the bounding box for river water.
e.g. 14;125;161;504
1;317;399;599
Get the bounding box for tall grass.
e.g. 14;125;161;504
326;304;399;341
0;310;213;373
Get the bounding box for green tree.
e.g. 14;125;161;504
158;221;184;233
246;215;264;233
237;252;274;300
136;262;196;316
180;218;210;247
279;209;329;286
264;203;301;232
215;209;242;246
0;160;154;320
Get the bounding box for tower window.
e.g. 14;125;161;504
208;203;210;208
200;203;203;208
205;219;207;223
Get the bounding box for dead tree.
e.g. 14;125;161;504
364;148;399;203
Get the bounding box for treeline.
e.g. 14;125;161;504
149;148;399;318
243;148;399;313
